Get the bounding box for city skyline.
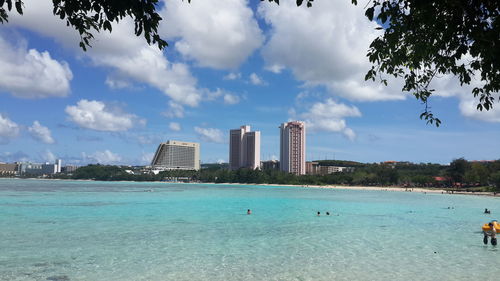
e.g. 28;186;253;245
1;1;500;166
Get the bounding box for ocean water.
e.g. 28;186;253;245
0;179;499;281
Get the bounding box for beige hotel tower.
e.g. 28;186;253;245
280;121;306;175
151;140;200;170
229;125;261;170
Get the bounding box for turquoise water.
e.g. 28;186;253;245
1;179;499;281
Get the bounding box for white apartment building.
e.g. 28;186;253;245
151;140;200;170
229;125;261;170
280;121;306;175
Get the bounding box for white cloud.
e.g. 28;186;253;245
295;98;361;141
224;72;242;80
10;1;204;107
0;114;20;144
259;1;404;102
459;97;500;123
40;149;56;163
169;122;181;131
249;73;266;85
223;94;241;105
141;152;155;165
28;121;55;144
161;0;263;69
162;101;185;118
65;99;145;132
0;35;72;99
194;126;224;143
83;150;122;164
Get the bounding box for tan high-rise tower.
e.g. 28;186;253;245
280;121;306;175
229;125;261;170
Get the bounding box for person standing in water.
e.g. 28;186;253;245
483;222;497;245
247;209;251;215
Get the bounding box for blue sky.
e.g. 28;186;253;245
1;0;499;166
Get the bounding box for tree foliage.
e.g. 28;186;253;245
0;0;166;51
265;0;500;126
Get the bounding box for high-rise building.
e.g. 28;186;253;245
229;125;261;170
56;159;62;173
280;121;306;175
151;140;200;170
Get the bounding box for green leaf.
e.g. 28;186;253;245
103;20;112;32
15;0;22;15
365;7;374;21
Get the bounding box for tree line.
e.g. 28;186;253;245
45;158;500;191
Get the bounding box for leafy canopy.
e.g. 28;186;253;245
2;0;499;125
0;0;167;51
265;0;500;126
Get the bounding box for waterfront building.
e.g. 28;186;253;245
151;140;200;171
306;161;355;175
229;125;261;170
280;121;306;175
62;165;78;173
0;163;17;175
56;159;62;173
261;160;280;171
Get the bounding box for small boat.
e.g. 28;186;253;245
482;220;500;233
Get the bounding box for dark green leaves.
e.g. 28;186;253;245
358;0;500;126
14;0;22;14
365;7;374;21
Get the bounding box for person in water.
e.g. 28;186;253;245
247;209;251;215
326;212;330;216
484;208;491;214
483;222;497;245
317;211;320;216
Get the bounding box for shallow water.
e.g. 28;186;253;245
1;179;499;280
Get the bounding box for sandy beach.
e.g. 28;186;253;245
218;182;500;197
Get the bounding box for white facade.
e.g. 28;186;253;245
151;140;200;170
280;121;306;175
229;125;261;170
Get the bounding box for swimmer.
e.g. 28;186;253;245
247;209;251;215
484;208;491;214
483;222;497;245
317;211;320;216
326;212;330;216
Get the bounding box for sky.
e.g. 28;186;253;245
1;0;500;166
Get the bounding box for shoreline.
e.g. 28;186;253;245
214;182;499;197
2;177;498;197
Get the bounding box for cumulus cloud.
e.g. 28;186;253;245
295;99;361;140
83;150;122;164
0;114;20;144
259;1;404;102
169;122;181;131
223;94;241;105
141;152;155;165
162;101;185;118
194;126;224;143
459;97;500;123
249;73;266;86
0;151;29;162
65;99;145;132
161;0;263;69
40;149;56;162
9;1;204;107
0;35;72;99
224;72;242;80
28;121;55;144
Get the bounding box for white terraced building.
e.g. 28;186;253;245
151;140;200;171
